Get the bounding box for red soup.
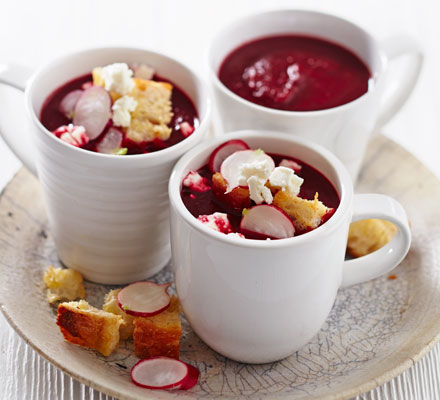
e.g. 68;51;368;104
181;140;340;240
219;35;372;112
41;63;199;155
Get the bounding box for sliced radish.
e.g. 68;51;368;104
240;205;295;239
220;149;275;192
239;229;277;240
117;281;170;317
178;364;200;390
59;90;83;119
81;81;93;90
96;127;123;154
131;357;188;390
208;140;250;173
73;86;111;140
133;63;155;80
279;158;302;173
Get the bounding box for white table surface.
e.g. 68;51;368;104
1;0;439;398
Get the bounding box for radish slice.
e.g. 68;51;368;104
133;63;155;80
131;357;188;390
209;140;250;173
117;282;170;317
240;205;295;239
73;86;111;140
279;158;302;173
96;127;123;154
59;90;83;118
179;364;200;390
220;149;275;192
81;81;93;90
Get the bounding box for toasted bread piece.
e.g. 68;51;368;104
273;191;333;231
102;289;135;340
44;265;85;303
56;300;123;356
133;295;181;359
212;172;251;211
347;219;397;257
126;79;173;143
92;67;105;87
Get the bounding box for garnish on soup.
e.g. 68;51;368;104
40;63;199;154
181;140;339;240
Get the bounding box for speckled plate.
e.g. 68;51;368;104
1;135;440;400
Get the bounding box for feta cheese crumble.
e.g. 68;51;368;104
247;176;273;205
228;232;245;238
53;124;89;147
100;63;135;95
269;166;304;196
235;152;274;204
222;149;275;205
179;121;195;137
279;158;302;172
183;170;210;192
197;212;233;233
112;95;138;127
237;158;273;187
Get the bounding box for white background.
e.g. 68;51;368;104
1;0;439;184
0;0;439;398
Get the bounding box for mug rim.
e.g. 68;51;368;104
168;130;353;249
25;45;211;163
208;8;386;117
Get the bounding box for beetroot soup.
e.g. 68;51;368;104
219;35;372;112
41;63;199;155
181;140;339;240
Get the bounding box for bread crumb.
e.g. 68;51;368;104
102;289;135;340
347;219;397;257
56;300;122;356
273;191;332;231
126;79;173;143
44;265;85;303
133;295;182;359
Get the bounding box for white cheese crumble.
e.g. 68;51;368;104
112;95;138;127
101;63;135;95
183;171;202;187
269;166;304;196
197;212;231;232
182;170;211;192
227;232;245;238
237;158;273;187
279;158;302;172
247;176;273;205
237;156;274;204
70;125;87;142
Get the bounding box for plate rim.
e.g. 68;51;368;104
2;135;440;399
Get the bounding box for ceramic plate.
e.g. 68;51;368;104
1;135;440;400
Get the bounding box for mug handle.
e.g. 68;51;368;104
374;34;424;129
341;193;411;287
0;63;37;175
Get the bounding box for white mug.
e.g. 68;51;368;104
0;47;211;284
168;130;411;363
208;9;423;181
